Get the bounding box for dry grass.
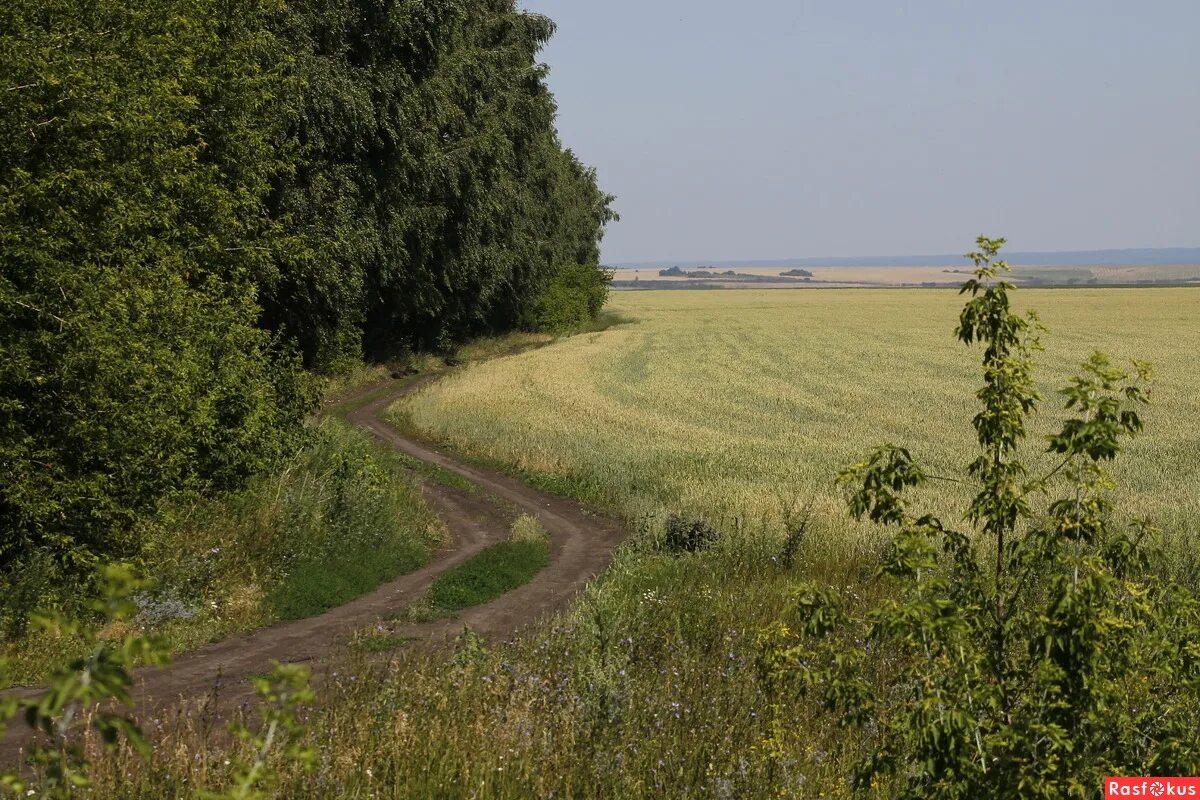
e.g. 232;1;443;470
399;288;1200;553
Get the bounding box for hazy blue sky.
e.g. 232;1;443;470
517;1;1200;264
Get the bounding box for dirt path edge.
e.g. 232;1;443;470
2;374;626;763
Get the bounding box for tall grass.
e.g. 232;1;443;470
84;538;867;799
2;419;442;687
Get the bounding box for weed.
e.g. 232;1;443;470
662;513;719;553
392;600;450;624
352;630;415;653
508;514;548;544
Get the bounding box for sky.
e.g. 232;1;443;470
516;0;1200;264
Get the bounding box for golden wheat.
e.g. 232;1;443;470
398;288;1200;548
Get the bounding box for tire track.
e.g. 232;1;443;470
2;375;625;763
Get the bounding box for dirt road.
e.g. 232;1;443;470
2;375;625;762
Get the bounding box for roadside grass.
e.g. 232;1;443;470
325;379;412;419
391;599;447;624
320;363;395;403
352;630;416;653
256;419;443;621
390;451;477;494
0;418;443;688
321;375;478;494
425;539;547;612
427;516;550;611
384;405;619;515
269;537;427;622
84;539;863;799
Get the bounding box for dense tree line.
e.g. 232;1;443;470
0;0;614;629
268;0;615;365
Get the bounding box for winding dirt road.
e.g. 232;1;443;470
2;375;626;763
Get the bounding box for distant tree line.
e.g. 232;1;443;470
0;0;614;628
655;266;813;280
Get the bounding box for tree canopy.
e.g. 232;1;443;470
0;0;614;628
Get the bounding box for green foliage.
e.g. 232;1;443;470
661;513;720;553
534;282;591;332
0;0;314;633
2;0;610;636
201;664;315;800
760;237;1200;797
0;564;171;797
267;0;616;365
534;263;614;332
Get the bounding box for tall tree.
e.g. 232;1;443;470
268;0;616;364
0;0;311;628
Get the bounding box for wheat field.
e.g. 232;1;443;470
398;288;1200;551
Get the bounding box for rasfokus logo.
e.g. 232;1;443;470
1106;778;1200;798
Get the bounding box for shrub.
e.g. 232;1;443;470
534;284;590;331
0;0;313;633
662;513;719;553
760;237;1200;797
534;264;612;332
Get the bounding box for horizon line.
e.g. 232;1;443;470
607;245;1200;269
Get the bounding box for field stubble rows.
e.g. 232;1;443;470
400;289;1200;560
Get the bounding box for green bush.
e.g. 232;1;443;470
662;513;720;553
534;283;591;332
0;0;313;634
534;264;613;332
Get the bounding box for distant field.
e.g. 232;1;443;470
612;263;1200;289
401;288;1200;552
